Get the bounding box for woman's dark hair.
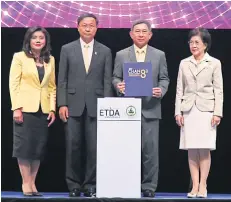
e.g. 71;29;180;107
22;26;51;63
188;28;212;52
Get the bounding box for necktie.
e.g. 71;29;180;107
137;50;145;62
83;44;90;73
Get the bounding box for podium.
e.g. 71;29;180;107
96;98;141;198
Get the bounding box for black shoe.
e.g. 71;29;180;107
143;190;155;198
32;192;43;196
84;187;96;197
23;192;33;196
69;188;81;197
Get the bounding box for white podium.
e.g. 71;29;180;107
96;98;141;198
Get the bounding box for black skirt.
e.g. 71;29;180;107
13;109;49;160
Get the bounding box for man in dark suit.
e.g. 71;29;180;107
112;20;169;197
58;13;113;197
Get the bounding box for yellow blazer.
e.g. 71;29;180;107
9;51;56;114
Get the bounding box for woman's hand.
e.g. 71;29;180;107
13;109;23;123
47;111;56;127
175;114;184;127
211;115;221;127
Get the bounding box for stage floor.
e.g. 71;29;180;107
1;191;231;202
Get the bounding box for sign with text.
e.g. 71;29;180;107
123;62;153;97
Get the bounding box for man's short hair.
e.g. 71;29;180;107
77;13;99;26
131;19;152;31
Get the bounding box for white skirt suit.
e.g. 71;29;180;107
175;53;223;150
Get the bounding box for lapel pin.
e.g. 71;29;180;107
95;52;97;55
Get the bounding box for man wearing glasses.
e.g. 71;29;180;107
112;20;169;197
58;13;113;197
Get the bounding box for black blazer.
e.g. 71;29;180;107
58;39;113;117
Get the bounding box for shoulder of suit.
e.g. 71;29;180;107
208;55;220;64
181;55;220;64
14;51;55;64
178;57;192;69
61;40;79;49
180;56;192;63
116;46;130;55
49;55;55;61
148;46;165;56
95;41;111;52
13;51;27;58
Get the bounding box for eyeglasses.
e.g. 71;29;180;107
133;29;150;35
188;41;202;46
79;24;96;29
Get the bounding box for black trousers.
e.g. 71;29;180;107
141;117;159;192
65;107;97;191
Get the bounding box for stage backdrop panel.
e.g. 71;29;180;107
1;1;231;29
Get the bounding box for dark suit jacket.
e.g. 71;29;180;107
112;45;169;119
58;39;113;117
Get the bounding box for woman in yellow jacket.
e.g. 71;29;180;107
9;26;56;196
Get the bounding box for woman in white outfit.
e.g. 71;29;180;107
175;28;223;198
